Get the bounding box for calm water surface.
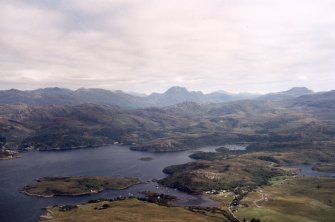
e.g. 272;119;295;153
0;145;219;222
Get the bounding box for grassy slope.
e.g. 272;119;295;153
41;199;228;222
236;177;335;222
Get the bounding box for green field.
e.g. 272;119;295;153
236;177;335;222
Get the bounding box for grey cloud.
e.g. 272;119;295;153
0;0;335;93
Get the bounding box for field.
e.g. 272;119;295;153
235;176;335;222
40;198;230;222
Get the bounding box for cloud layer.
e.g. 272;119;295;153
1;0;335;93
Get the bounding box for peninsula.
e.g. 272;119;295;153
22;176;141;197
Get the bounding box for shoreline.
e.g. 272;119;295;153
0;155;21;160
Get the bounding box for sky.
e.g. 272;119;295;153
1;0;335;94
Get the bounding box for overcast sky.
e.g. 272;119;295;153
1;0;335;93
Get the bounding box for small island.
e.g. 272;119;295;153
139;157;154;161
21;176;141;197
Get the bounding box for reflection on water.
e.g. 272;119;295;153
0;145;219;222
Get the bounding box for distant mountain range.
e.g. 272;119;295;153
0;85;334;152
258;87;314;101
0;86;316;108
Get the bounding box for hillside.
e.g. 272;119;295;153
0;88;334;152
40;198;232;222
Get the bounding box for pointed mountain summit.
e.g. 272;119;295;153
164;86;194;95
147;86;206;106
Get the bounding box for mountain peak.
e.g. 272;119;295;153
34;87;72;93
164;86;189;94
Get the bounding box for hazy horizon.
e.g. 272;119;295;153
0;85;325;95
1;0;335;93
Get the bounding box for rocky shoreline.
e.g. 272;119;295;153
0;149;20;160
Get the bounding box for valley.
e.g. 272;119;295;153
0;86;335;222
3;0;335;221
